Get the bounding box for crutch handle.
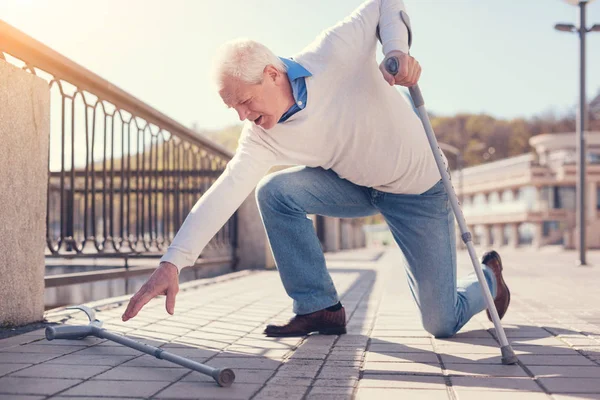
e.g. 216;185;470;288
384;56;425;108
45;325;94;340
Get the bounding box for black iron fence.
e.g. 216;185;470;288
0;20;237;286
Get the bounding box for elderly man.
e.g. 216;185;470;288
122;0;510;338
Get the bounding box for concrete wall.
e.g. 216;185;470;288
236;190;270;269
323;217;341;252
0;60;50;326
340;219;353;250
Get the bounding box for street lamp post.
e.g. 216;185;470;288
555;0;600;266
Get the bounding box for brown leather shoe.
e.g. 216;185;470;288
264;306;347;337
482;250;510;321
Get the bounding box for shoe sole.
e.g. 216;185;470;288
484;252;510;321
264;327;347;338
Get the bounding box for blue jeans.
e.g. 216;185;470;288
256;166;497;338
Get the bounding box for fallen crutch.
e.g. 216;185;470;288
45;305;235;387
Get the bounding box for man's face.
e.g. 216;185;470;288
219;65;289;130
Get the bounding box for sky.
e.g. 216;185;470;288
1;0;600;131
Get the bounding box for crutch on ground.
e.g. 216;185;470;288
45;305;236;386
384;11;518;365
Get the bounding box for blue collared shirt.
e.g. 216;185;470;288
278;57;312;123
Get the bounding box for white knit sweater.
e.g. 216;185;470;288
161;0;442;272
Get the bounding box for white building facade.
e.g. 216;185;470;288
456;132;600;249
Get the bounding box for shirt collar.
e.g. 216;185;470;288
279;57;312;80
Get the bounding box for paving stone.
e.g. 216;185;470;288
528;365;600;378
518;354;597;366
183;368;274;384
53;397;139;400
155;346;219;360
208;357;281;370
10;364;110;379
511;346;580;356
253;384;308;400
61;379;171;398
365;351;439;363
28;337;104;346
538;377;600;393
0;364;30;377
171;337;229;350
449;377;542;392
356;388;450;399
0;336;35;350
45;354;135;366
322;360;362;367
553;395;600;400
453;391;551;399
435;338;499;347
335;335;369;347
317;366;360;379
439;353;504;364
0;377;82;395
142;324;192;336
71;345;140;356
435;344;504;355
92;366;188;381
359;374;447;389
559;336;600;347
444;363;529;377
369;343;434;353
327;349;365;361
363;362;443;375
510;337;570;347
275;365;321;378
155;381;262;399
490;327;552;339
313;378;358;387
306;386;354;399
226;347;289;358
0;344;86;354
370;330;431;337
372;337;433;345
267;376;313;386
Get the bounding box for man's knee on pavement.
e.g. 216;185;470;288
422;317;458;339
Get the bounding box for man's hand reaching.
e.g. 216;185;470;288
122;261;179;321
379;50;421;87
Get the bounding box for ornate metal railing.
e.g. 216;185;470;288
0;20;237;286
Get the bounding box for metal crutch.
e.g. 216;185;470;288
45;306;236;386
384;11;518;365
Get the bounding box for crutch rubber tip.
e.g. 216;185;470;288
214;368;235;387
45;327;57;341
501;345;518;365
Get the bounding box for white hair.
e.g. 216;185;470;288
212;38;287;86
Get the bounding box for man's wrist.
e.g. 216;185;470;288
160;261;180;276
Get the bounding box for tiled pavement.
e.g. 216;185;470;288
1;246;600;399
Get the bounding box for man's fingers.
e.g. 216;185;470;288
122;287;147;321
121;263;179;322
395;55;410;83
165;286;178;315
406;63;420;87
413;66;422;86
123;292;154;321
379;64;395;86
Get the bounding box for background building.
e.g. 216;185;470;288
456;132;600;249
